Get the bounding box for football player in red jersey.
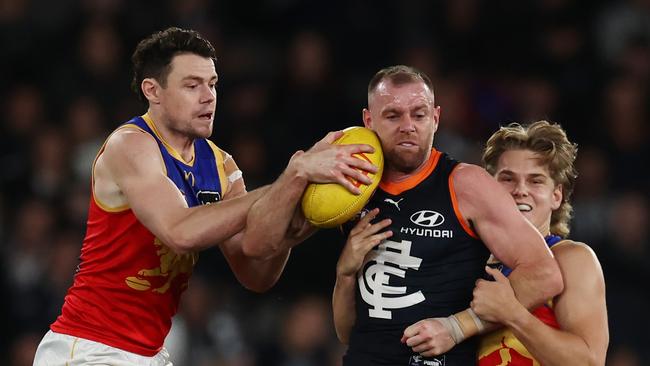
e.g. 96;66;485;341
474;121;609;365
33;27;377;365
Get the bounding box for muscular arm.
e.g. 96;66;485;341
242;131;378;260
188;150;282;292
454;164;563;309
490;242;608;366
222;206;313;292
98;129;267;254
240;151;312;260
402;165;564;356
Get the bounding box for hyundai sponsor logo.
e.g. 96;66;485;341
410;210;445;227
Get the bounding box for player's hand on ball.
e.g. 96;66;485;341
401;318;456;357
292;130;378;194
337;208;392;277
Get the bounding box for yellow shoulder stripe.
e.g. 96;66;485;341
206;139;228;195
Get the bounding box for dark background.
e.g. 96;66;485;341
1;0;648;365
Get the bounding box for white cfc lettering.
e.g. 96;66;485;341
358;239;425;319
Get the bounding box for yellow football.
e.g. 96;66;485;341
301;126;384;228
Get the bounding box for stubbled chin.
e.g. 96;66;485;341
193;124;213;139
387;150;426;173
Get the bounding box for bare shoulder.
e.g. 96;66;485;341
221;148;240;171
552;240;604;282
552;240;600;263
451;163;498;196
553;240;603;269
451;162;509;209
451;163;491;183
103;127;159;160
206;140;246;198
94;127;163;207
98;126;165;183
206;140;241;173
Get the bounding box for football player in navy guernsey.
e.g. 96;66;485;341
331;65;564;365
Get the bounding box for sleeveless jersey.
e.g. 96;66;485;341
477;235;563;366
51;114;228;356
342;150;490;366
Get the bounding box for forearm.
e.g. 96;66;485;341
461;261;562;337
333;274;357;344
166;186;270;253
455;259;562;342
509;258;563;309
506;305;601;366
243;153;308;258
226;243;291;293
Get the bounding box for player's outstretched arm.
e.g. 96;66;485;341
99;128;268;255
333;209;392;344
241;131;378;260
473;242;608;366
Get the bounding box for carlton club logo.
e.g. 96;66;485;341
358;239;425;319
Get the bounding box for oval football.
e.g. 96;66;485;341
301;127;384;228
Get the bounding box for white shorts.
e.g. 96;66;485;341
33;330;172;366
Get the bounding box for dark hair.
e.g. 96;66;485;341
483;121;578;237
367;65;434;96
131;27;216;102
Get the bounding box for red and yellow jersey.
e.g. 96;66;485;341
478;235;564;366
51;114;227;356
478;302;560;366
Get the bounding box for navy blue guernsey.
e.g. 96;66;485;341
342;150;490;366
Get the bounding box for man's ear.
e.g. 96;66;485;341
363;108;372;129
552;184;563;210
432;106;441;133
141;78;161;104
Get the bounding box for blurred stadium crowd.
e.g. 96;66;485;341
0;0;648;365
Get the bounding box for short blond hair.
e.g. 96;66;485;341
483;121;578;237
